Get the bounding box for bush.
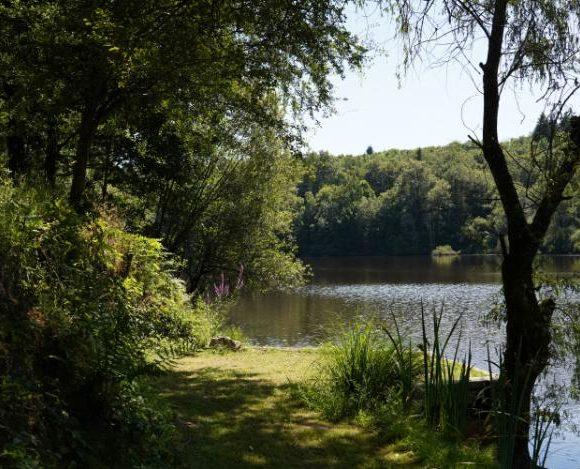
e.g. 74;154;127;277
301;324;422;420
0;177;207;466
431;245;461;256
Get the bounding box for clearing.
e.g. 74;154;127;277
149;347;494;468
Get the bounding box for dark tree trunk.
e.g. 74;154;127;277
70;106;98;212
100;140;112;200
6;134;28;180
501;251;554;468
100;167;109;200
479;1;549;466
45;121;59;187
2;84;29;180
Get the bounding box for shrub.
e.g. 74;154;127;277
302;324;422;420
0;177;205;466
431;245;461;256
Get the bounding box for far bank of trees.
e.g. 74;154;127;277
295;133;579;256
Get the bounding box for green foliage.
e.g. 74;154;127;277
0;1;366;463
0;176;211;466
295;137;579;256
300;318;496;466
420;307;472;438
142;128;309;293
0;0;362;292
301;323;422;420
431;245;461;256
0;0;369;465
301;310;481;440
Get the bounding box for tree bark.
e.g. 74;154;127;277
2;84;30;181
45;120;59;187
6;134;27;180
501;252;554;468
479;1;551;466
69;105;98;212
100;140;113;200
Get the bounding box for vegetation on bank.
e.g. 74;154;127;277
295;317;561;469
432;245;461;257
0;1;362;465
1;0;579;467
0;176;228;467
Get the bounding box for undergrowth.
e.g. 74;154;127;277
299;315;496;466
0;177;221;467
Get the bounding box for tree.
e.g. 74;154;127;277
0;2;373;463
385;1;580;466
0;0;366;294
120;112;307;292
1;0;364;211
366;145;374;155
533;112;552;141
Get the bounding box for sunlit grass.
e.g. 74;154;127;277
146;347;496;468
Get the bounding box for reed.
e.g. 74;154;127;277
530;395;560;468
420;304;473;437
382;315;422;408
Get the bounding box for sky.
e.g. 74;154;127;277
306;7;579;155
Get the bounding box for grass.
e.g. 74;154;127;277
146;347;496;468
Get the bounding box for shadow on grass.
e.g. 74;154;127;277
152;366;392;468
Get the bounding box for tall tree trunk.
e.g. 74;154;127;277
45;120;59;187
480;1;547;466
2;84;29;181
70;106;98;212
501;250;554;468
100;140;113;200
6;134;27;180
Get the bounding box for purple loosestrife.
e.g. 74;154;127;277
206;264;245;304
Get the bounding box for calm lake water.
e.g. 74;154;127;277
229;255;580;468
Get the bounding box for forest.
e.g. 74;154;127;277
296;130;580;256
1;1;579;468
0;1;352;465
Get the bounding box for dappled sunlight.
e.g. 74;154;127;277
148;348;496;467
151;350;412;468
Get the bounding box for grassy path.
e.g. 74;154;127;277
149;348;494;468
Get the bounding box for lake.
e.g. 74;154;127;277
229;255;580;468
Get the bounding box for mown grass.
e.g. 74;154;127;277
147;347;496;468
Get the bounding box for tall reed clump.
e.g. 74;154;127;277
530;395;561;468
421;305;473;438
302;323;422;420
382;315;423;409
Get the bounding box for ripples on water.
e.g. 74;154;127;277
305;282;504;362
229;256;579;468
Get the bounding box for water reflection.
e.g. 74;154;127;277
307;255;504;285
228;255;580;468
231;283;504;358
230;255;578;353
